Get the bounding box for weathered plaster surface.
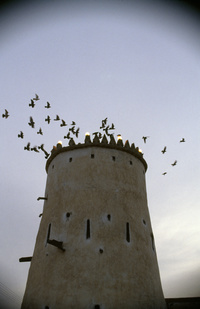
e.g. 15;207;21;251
22;146;166;309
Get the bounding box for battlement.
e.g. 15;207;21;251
46;134;147;173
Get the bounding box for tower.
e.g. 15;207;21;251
21;134;166;309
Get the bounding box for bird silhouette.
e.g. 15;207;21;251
180;138;185;143
33;94;39;101
109;123;115;130
24;142;30;151
28;116;35;128
162;172;167;175
45;115;51;124
171;160;177;166
54;115;60;121
64;132;71;139
31;146;39;153
37;128;43;135
69;126;75;134
29;99;35;108
142;136;150;143
71;121;76;125
45;101;51;108
75;127;80;138
38;144;49;158
2;109;9;118
18;131;24;139
60;119;67;127
103;125;111;136
161;146;167;154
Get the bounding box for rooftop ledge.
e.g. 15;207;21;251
45;134;148;173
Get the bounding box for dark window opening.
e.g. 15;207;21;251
46;223;51;246
112;156;116;161
99;248;103;254
126;222;130;243
52;165;54;169
66;212;71;219
91;154;95;158
130;160;132;165
151;233;155;252
86;219;90;239
69;157;72;162
143;219;146;225
45;307;49;309
94;305;100;309
107;214;111;221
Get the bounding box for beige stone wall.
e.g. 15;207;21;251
22;146;166;309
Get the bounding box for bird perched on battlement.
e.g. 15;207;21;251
29;99;35;108
33;94;39;101
93;132;102;139
37;128;43;135
28;116;35;128
18;131;24;139
45;115;51;124
60;119;67;127
54;115;60;121
142;136;150;143
171;160;177;166
24;142;30;151
180;138;185;143
161;146;167;154
2;109;9;118
45;102;51;108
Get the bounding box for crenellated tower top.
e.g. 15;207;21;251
45;133;147;173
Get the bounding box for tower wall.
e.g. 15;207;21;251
21;143;166;309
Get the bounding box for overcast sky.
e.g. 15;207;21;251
0;0;200;308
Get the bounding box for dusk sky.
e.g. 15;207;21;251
0;0;200;308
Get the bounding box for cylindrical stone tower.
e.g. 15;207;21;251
21;134;166;309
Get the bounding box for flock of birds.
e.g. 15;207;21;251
142;136;185;175
1;94;185;175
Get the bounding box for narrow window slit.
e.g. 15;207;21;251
107;214;111;221
66;212;71;219
151;233;155;251
112;156;116;161
94;305;100;309
126;222;130;243
69;157;72;162
91;154;95;158
130;160;132;165
46;223;51;246
99;248;103;254
86;219;90;239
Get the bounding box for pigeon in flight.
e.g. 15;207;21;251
142;136;150;143
24;142;30;151
33;94;39;101
162;172;167;176
37;128;43;135
29;99;35;108
69;126;75;134
171;160;177;166
180;138;185;143
31;146;39;153
28;116;35;128
60;119;67;127
54;115;60;121
161;146;167;154
109;123;115;130
45;115;51;124
2;109;9;118
71;121;76;125
64;132;71;139
18;131;24;139
38;144;49;158
45;102;51;108
75;127;80;138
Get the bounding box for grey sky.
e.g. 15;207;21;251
0;0;200;307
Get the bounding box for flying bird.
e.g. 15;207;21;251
103;125;111;136
45;115;51;124
162;172;167;176
18;131;24;139
37;128;43;135
69;126;75;134
142;136;150;143
33;94;39;101
60;119;67;127
71;121;76;125
45;101;51;108
75;127;80;138
161;146;167;154
2;109;9;118
54;115;60;121
180;138;185;143
29;99;35;108
64;132;71;139
28;116;35;128
24;142;30;151
171;160;177;166
31;146;39;153
38;144;49;158
109;123;115;130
